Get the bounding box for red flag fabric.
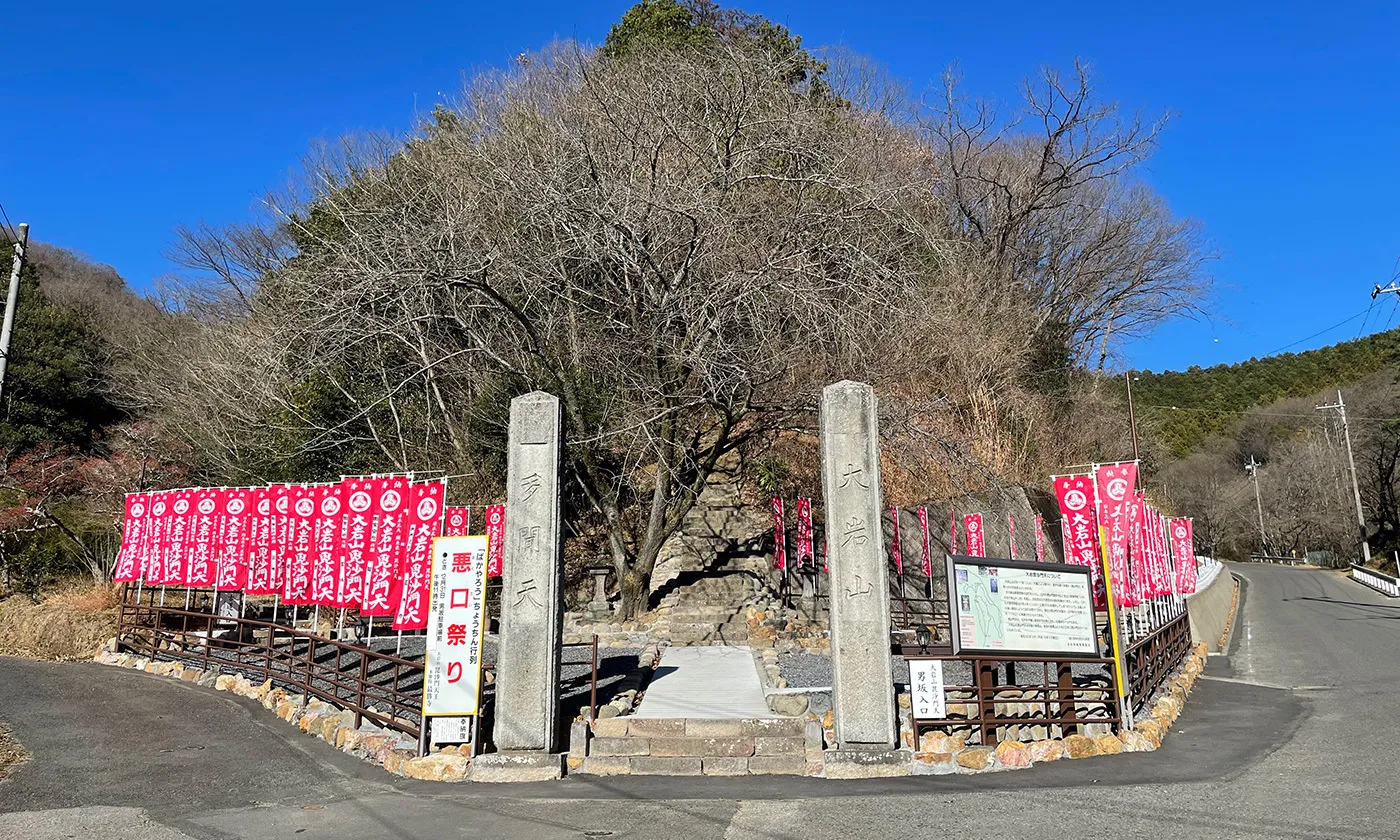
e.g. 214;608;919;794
185;488;219;588
144;491;171;584
795;499;814;569
484;504;506;577
1127;492;1148;603
889;507;903;574
444;506;471;537
268;484;294;593
1007;513;1018;560
950;509;959;555
394;480;444;630
309;484;343;606
215;488;251;591
1093;462;1138;607
770;496;787;571
164;489;194;586
1053;475;1103;604
332;478;374;608
963;513;985;557
114;493;150;583
1172;518;1198;593
361;476;408;616
246;488;278;595
282;485;316;605
918;506;932;576
1034;514;1045;563
1152;507;1171;597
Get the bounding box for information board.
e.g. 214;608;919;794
945;555;1099;658
422;535;490;717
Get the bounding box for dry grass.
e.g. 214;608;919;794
0;724;28;782
0;578;119;662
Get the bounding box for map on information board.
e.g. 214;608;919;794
945;555;1099;657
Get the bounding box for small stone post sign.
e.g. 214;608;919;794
494;391;564;753
820;380;897;750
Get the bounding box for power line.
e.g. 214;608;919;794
1259;306;1376;357
1136;402;1400;424
0;200;17;244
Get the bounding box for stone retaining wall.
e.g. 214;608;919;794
94;639;1209;782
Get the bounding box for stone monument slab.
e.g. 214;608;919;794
820;380;896;749
494;391;564;752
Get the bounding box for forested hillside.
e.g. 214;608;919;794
1132;328;1400;456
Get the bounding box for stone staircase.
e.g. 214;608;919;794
647;569;779;646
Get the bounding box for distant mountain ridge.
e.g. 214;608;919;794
1130;327;1400;456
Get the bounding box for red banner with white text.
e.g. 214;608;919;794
444;506;471;537
215;488;252;590
394;480;444;630
114;493;149;583
1053;475;1103;605
795;499;813;569
770;496;787;571
918;506;931;576
361;476;408;616
889;508;903;574
1171;518;1197;594
484;504;506;577
1094;462;1138;607
308;484;342;606
1034;514;1045;563
963;513;985;557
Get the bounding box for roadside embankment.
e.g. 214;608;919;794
0;582;118;661
1187;561;1237;653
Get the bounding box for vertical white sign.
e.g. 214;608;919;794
422;535;489;716
909;659;946;720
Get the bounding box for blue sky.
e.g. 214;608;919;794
3;1;1397;373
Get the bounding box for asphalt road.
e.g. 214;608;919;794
1;563;1396;839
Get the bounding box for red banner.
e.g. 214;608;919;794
963;513;985;557
1127;492;1146;602
185;488;218;588
1053;474;1102;603
332;478;375;608
245;488;277;595
1152;507;1171;597
114;493;149;582
308;483;342;605
795;499;813;569
918;506;931;576
281;485;316;605
215;488;251;590
484;504;506;577
360;476;407;616
394;480;444;630
1094;462;1138;607
1034;514;1045;563
144;491;171;584
889;507;903;575
770;496;787;571
268;484;294;593
1171;518;1197;593
444;506;471;536
164;489;193;586
1007;513;1018;560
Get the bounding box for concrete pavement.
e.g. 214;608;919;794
1;564;1397;839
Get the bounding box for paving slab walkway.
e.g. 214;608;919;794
632;645;774;719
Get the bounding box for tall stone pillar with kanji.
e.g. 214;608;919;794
492;391;563;756
821;380;897;752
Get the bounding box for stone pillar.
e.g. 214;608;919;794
494;391;564;753
820;380;896;750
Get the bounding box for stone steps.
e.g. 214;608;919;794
581;717;820;776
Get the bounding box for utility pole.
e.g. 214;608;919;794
1316;390;1371;564
0;222;30;402
1245;456;1268;558
1124;372;1141;461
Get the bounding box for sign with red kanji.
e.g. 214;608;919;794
422;535;489;717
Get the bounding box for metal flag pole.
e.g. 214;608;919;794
160;585;166;607
337;608;346;639
313;605;319;635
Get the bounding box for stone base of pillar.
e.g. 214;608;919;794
822;748;912;779
469;751;566;783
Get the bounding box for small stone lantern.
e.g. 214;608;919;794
586;565;613;620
